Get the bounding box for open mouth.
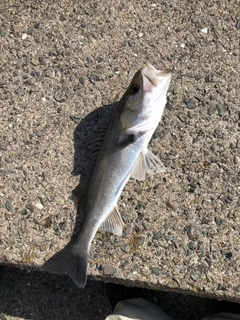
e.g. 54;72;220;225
142;64;172;88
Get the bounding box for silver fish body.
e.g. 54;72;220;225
42;62;172;288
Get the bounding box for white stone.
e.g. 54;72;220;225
35;203;43;210
201;27;208;34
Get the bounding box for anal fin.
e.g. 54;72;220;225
98;206;123;236
131;148;165;181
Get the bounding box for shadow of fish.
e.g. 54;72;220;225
41;62;172;288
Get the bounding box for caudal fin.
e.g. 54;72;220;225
41;247;88;288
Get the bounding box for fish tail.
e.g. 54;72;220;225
41;247;88;288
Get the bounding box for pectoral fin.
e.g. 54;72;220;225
98;206;123;236
131;148;165;181
104;135;136;156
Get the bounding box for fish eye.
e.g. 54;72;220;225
129;83;140;95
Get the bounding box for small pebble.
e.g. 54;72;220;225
34;23;40;29
1;29;6;37
197;241;203;251
89;74;100;83
25;203;34;211
201;27;208;34
166;201;176;210
5;200;11;211
141;267;150;275
5;254;11;262
22;33;28;40
32;239;41;247
234;285;240;293
205;74;213;83
101;265;117;275
217;284;227;291
59;14;66;21
7;238;15;245
14;87;21;94
31;56;39;66
165;235;171;241
214;217;222;226
187;225;200;241
216;104;225;116
186;100;196;110
236;19;240;29
225;252;233;259
178;114;188;122
120;253;131;260
210;244;217;252
151;267;161;276
128;40;134;46
24;80;34;86
35;203;43;210
27;26;33;35
21;209;28;215
39;244;46;252
207;106;216;115
188;241;196;250
54;95;66;103
173;257;180;264
153;231;161;240
34;130;42;137
165;101;172;111
59;221;66;230
30;70;37;77
133;236;144;248
120;244;130;253
190;271;199;281
79;77;84;85
169;150;177;156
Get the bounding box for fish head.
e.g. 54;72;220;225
120;62;172;135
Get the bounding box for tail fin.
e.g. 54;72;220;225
41;247;88;289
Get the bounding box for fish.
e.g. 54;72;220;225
41;62;172;288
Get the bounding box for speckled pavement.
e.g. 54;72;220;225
0;0;239;312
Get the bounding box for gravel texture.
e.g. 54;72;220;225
0;0;240;310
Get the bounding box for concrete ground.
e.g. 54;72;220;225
0;0;240;318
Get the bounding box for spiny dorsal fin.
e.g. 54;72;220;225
98;206;123;236
131;148;165;181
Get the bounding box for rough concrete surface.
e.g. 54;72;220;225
0;0;240;315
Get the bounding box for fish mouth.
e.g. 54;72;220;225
141;62;172;91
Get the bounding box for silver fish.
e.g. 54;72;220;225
42;62;172;288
